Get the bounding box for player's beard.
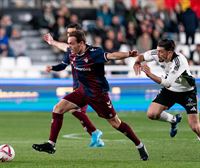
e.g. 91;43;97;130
158;56;164;62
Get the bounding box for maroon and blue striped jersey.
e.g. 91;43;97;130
62;45;109;97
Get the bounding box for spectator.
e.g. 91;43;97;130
93;36;103;47
0;15;13;37
51;16;66;41
136;32;152;53
97;3;113;27
37;3;56;31
0;26;9;57
151;29;161;49
69;14;79;25
111;15;125;35
181;8;199;45
113;0;127;25
55;5;70;26
103;39;115;65
0;26;14;57
125;21;137;49
9;27;27;57
89;18;106;41
164;9;179;40
105;29;121;51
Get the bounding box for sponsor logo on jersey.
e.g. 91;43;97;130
90;48;97;51
74;66;91;71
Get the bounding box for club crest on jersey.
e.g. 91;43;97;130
90;48;96;51
84;58;88;63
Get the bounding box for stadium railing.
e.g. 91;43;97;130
1;57;200;78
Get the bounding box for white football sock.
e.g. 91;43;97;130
48;140;55;146
136;142;144;149
159;111;176;123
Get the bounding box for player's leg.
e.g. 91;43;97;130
89;93;148;161
181;90;200;139
147;102;182;137
72;105;96;135
72;105;104;147
187;114;200;139
32;99;78;154
107;115;148;161
148;88;182;137
32;88;86;154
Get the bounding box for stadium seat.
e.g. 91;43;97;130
26;70;42;78
11;70;26;78
179;32;186;44
0;57;16;70
175;44;190;59
16;56;32;69
195;32;200;44
0;70;12;78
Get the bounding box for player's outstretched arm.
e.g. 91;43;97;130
45;65;53;73
43;33;68;52
45;63;67;72
141;64;162;84
133;54;145;75
107;50;138;60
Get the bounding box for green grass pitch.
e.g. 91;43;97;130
0;112;200;168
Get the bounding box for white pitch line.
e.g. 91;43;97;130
62;132;128;142
62;132;200;142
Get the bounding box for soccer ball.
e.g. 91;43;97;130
0;144;15;162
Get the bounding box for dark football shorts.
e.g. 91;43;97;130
63;87;116;119
153;88;198;114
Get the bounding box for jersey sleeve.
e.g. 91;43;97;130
52;63;67;71
161;57;186;87
62;50;71;65
143;49;157;62
90;47;108;63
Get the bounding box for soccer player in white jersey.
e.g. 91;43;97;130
133;39;200;140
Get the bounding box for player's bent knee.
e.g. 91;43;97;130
107;116;121;128
189;123;199;133
111;122;120;129
147;112;157;120
53;104;65;114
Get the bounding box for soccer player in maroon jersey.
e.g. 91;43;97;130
32;30;149;161
44;23;104;147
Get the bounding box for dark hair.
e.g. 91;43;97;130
68;30;86;43
67;23;82;30
158;39;175;51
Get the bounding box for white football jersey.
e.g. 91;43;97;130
143;49;195;92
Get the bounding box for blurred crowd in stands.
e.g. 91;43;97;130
0;15;27;58
0;0;200;66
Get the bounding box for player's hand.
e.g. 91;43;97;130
133;61;141;75
141;64;151;76
128;50;138;57
45;65;52;72
43;33;54;45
